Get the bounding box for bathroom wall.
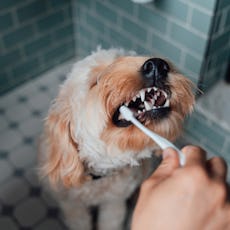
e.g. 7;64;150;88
0;0;75;95
199;0;230;91
73;0;216;85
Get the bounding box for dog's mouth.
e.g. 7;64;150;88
112;86;171;127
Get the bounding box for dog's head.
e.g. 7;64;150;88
40;49;194;188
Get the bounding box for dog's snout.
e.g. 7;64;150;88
141;58;170;87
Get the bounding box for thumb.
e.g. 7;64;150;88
149;148;180;184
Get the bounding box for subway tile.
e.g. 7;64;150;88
223;140;230;162
43;40;75;63
121;16;147;42
217;0;230;10
215;48;229;66
155;0;188;21
17;0;47;23
86;13;105;34
138;7;167;33
0;72;11;95
187;111;225;152
0;49;21;69
12;58;41;80
190;0;216;11
184;53;202;75
24;35;52;56
77;25;92;41
78;0;93;9
49;0;70;8
170;23;206;54
0;12;14;32
0;0;20;10
191;9;212;34
109;29;133;50
37;10;65;32
226;10;230;28
3;25;34;48
54;24;74;41
110;0;134;15
209;31;230;53
95;1;117;24
152;34;181;64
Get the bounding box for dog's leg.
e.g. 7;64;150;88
61;201;91;230
98;200;126;230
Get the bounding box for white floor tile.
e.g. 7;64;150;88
0;178;29;205
14;198;46;227
9;145;36;168
0;160;13;183
0;130;22;151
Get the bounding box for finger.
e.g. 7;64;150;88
149;148;180;185
206;157;227;182
182;145;207;166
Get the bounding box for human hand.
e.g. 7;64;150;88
132;146;230;230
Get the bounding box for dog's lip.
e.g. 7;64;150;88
112;86;171;127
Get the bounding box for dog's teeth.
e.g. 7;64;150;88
138;110;142;114
163;91;168;98
164;99;170;107
140;90;145;102
144;101;152;111
125;102;129;106
153;87;157;91
147;88;151;93
132;96;137;102
150;98;155;106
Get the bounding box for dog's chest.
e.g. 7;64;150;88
70;160;152;206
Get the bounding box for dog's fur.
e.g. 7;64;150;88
39;48;194;230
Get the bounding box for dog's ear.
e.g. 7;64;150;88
40;90;87;188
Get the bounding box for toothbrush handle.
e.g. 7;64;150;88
130;116;186;166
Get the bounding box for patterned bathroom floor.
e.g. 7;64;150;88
0;61;74;230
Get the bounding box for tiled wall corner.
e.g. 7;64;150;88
73;0;215;85
200;0;230;91
184;108;230;167
0;0;75;95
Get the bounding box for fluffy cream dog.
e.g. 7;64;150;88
39;48;194;230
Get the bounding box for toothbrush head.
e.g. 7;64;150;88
119;106;134;121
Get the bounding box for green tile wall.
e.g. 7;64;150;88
200;0;230;90
184;108;230;164
74;0;216;84
0;0;75;95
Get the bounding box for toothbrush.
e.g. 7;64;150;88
119;106;186;166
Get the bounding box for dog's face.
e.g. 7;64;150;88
86;56;194;152
41;50;195;187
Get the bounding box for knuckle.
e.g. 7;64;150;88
179;166;208;188
182;145;205;154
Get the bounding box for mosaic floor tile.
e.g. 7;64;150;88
14;198;46;227
9;145;36;168
0;62;72;230
0;178;29;205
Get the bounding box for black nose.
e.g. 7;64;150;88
141;58;170;87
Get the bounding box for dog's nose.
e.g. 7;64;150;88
141;58;170;87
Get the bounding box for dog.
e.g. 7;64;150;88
39;48;194;230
